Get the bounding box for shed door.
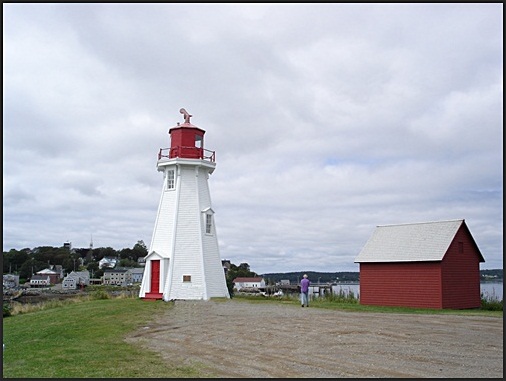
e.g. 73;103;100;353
150;260;160;293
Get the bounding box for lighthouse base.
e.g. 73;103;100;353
142;292;164;300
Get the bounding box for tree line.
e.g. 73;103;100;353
2;241;148;282
261;269;503;284
261;271;360;284
3;243;502;287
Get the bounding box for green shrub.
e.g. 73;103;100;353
319;289;359;304
90;290;111;300
3;303;12;317
481;295;503;311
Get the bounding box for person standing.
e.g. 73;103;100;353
300;274;310;307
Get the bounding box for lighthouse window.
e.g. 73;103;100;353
205;214;213;234
183;275;191;282
166;170;175;190
195;135;203;148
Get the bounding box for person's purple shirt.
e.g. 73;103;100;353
300;278;310;293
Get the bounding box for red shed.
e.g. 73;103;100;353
354;219;485;309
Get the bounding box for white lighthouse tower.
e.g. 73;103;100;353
139;109;230;301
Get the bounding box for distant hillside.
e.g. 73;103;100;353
480;269;503;281
261;271;359;284
261;269;503;284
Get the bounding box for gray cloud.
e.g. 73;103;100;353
3;3;502;273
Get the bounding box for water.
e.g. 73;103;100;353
481;282;503;301
310;282;503;301
307;284;359;299
331;283;360;298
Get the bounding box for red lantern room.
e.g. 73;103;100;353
158;108;215;162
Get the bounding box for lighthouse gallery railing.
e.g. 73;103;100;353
158;147;216;163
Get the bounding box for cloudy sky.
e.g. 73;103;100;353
3;3;503;274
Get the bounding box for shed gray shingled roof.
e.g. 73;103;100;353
354;219;466;263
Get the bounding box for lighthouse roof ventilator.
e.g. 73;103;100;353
139;109;230;301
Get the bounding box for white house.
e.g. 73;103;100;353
62;270;90;290
30;274;51;287
99;257;118;269
232;277;266;291
127;268;144;284
137;257;146;267
103;268;130;286
3;274;20;288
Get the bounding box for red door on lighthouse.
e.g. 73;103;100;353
145;260;163;299
151;260;160;292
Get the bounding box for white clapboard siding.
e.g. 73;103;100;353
149;167;177;259
140;159;229;301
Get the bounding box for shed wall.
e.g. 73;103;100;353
440;225;482;309
359;262;443;308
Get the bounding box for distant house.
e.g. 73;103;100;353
30;274;51;288
127;268;144;284
62;270;90;290
355;219;485;309
36;265;63;284
3;274;20;288
232;277;266;291
99;257;118;269
222;260;231;277
137;256;146;267
103;268;130;286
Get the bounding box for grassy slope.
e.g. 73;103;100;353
2;298;213;378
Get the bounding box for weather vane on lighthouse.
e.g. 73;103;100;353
179;108;192;124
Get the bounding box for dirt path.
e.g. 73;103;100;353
126;299;503;378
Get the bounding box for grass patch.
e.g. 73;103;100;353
3;297;214;378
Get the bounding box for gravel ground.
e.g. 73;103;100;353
125;299;503;378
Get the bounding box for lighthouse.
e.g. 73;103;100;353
139;109;230;301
